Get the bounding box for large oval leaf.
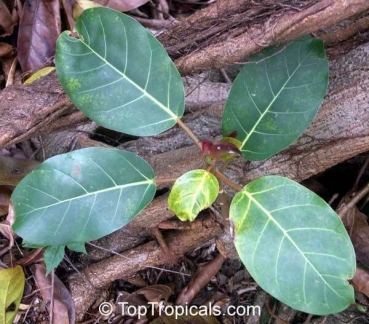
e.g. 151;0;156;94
169;170;219;221
222;36;328;161
230;176;355;315
55;7;184;136
11;148;156;246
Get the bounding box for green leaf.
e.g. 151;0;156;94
222;36;328;161
0;266;25;324
44;246;65;275
11;148;156;247
230;176;355;315
55;7;184;136
67;242;87;253
169;170;219;221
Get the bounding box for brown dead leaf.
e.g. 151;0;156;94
0;43;16;82
135;284;173;303
17;0;61;74
176;254;226;306
94;0;149;12
0;220;14;256
0;156;40;186
115;292;148;318
15;248;44;266
0;185;12;216
0;43;14;58
72;0;102;21
203;291;230;308
125;276;148;288
60;0;76;30
62;0;149;25
352;267;369;297
0;0;14;35
342;206;369;267
31;264;75;324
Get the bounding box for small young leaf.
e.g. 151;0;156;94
169;170;219;221
200;140;241;162
230;175;356;315
44;246;65;275
222;36;329;161
56;7;184;136
0;265;25;324
11;148;156;247
67;242;87;253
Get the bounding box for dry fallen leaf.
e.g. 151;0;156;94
352;267;369;297
176;254;226;306
94;0;150;12
60;0;76;29
17;0;61;74
342;206;369;267
0;185;12;216
32;264;75;324
0;156;40;186
0;0;14;35
0;43;16;83
136;284;173;303
0;221;14;256
0;43;14;58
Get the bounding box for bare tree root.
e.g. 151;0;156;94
1;1;369;147
69;215;222;321
0;75;86;147
158;0;369;75
159;0;369;75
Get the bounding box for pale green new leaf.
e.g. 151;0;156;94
12;148;156;247
169;170;219;221
56;7;184;136
0;266;25;324
230;175;355;315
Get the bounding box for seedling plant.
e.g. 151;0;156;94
11;7;356;316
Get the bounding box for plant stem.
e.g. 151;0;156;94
155;177;178;185
214;169;243;192
177;118;202;150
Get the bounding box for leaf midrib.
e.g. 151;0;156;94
20;180;154;215
75;18;179;121
241;47;313;150
242;189;344;300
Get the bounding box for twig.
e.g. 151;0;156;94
176;118;202;150
214;169;243;192
265;295;288;324
354;156;369;189
303;313;314;324
132;16;176;29
151;226;173;259
5;57;17;87
155;177;178;185
49;270;54;324
219;68;232;84
328;193;339;206
338;182;369;218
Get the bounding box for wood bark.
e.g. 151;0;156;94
0;1;368;147
158;0;369;75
